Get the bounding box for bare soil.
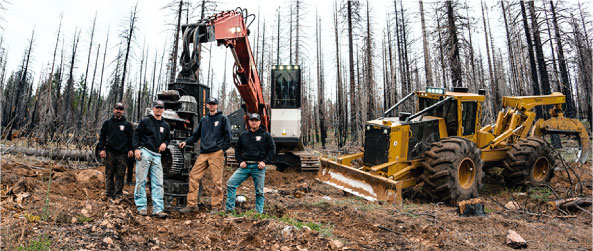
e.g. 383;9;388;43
1;152;591;250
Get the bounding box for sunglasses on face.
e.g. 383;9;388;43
115;108;124;111
155;107;164;109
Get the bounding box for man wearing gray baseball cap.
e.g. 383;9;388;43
132;100;170;218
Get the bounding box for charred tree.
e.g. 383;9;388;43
482;3;500;113
419;0;433;87
77;15;97;126
446;1;462;87
528;1;552;96
334;1;345;148
550;1;576;118
119;3;138;103
316;12;327;148
347;0;357;142
64;29;80;122
520;1;543;118
94;27;110;122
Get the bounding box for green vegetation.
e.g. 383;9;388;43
17;235;51;251
41;167;53;221
224;210;334;237
76;215;94;223
527;187;553;203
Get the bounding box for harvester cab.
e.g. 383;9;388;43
318;87;590;204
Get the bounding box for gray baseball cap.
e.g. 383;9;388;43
114;102;124;109
248;113;261;121
153;100;165;108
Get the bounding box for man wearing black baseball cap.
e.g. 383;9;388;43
97;102;134;200
132;100;170;218
225;112;275;213
179;96;232;213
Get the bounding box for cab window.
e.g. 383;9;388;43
462;101;478;136
419;97;457;136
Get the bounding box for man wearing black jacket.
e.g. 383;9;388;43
225;113;275;213
132;100;170;218
179;97;231;213
97;102;133;199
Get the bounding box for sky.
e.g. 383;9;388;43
1;0;508;105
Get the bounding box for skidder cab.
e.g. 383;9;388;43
318;87;590;204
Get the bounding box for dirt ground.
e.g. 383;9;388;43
1;150;592;250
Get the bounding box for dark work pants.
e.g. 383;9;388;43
105;151;127;196
126;157;135;183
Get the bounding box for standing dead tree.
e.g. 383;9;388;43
446;1;462;87
316;10;327;149
549;1;576;118
118;3;138;103
520;1;543;118
64;28;80;123
334;0;346;148
419;0;433;87
77;14;97;127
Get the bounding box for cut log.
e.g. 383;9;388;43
547;197;592;211
1;146;97;162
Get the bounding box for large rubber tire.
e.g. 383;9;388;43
502;137;555;187
420;137;484;204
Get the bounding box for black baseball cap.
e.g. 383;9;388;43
248;113;261;121
114;102;124;109
207;97;218;105
153;100;165;108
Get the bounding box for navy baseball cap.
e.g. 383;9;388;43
207;97;218;104
248;113;261;121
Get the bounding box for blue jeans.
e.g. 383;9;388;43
134;148;164;214
226;163;266;213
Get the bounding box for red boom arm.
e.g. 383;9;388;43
181;10;269;131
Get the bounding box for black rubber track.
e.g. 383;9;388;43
502;137;555;187
420;137;484;204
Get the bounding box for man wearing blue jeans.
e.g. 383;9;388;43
226;113;275;213
132;100;170;218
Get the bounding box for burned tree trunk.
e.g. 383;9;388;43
64;29;81;123
119;3;138;102
446;1;462;87
78;15;97;125
94;28;110;123
316;13;327;149
334;1;345;148
170;1;182;84
529;1;552;96
419;0;433;87
347;0;357;142
550;1;576;118
482;3;500;113
520;1;543;118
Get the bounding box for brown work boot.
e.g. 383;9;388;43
138;209;148;216
154;211;168;218
179;206;199;214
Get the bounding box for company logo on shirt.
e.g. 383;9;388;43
255;136;262;141
160;127;164;133
214;121;219;127
119;125;125;131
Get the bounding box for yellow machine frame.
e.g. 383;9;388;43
318;90;590;203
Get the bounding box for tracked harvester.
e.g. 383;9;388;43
318;87;590;203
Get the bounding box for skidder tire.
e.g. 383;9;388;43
502;137;555;187
421;137;484;204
